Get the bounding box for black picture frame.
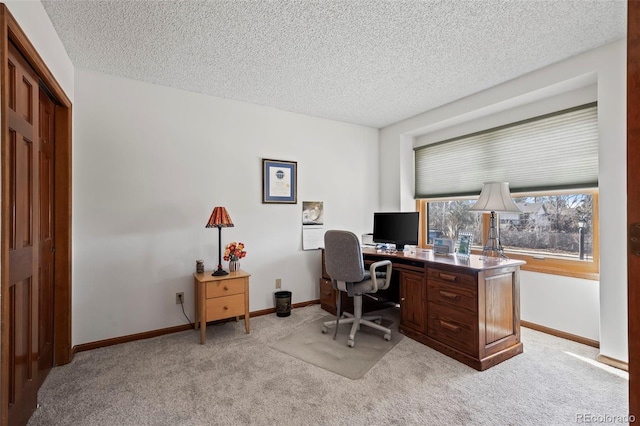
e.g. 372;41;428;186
262;159;297;204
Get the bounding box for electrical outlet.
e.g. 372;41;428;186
176;292;184;304
275;278;282;289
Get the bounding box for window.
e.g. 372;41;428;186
414;103;599;279
417;190;599;280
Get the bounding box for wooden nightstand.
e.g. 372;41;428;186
193;270;251;344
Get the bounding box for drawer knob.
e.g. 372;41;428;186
439;320;461;333
223;306;229;310
439;273;458;282
224;286;229;291
439;290;461;301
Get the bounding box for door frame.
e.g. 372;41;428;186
0;5;72;425
629;0;639;417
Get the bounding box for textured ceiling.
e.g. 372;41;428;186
41;0;627;128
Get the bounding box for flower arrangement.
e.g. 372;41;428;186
224;242;247;262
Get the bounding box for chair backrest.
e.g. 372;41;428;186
324;230;365;283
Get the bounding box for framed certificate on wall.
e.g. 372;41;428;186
262;159;297;204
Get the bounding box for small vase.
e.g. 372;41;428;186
229;260;240;272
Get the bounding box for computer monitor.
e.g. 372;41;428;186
372;212;419;250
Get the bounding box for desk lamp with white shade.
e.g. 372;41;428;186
469;182;521;260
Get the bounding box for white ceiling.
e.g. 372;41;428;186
41;0;627;129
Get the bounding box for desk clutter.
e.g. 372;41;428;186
433;238;456;255
374;243;398;254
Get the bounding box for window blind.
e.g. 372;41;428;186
414;103;598;198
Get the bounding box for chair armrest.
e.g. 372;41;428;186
369;260;392;293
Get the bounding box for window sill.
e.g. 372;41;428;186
504;252;599;281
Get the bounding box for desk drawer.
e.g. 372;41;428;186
206;278;245;298
206;293;245;321
427;280;477;313
427;302;477;356
427;268;475;288
319;278;335;309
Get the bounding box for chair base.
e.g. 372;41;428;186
321;295;392;347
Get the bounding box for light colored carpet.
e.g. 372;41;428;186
270;311;402;379
27;304;628;426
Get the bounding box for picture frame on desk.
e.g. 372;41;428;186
456;232;473;259
262;159;297;204
433;238;455;255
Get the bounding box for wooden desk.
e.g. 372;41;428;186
321;248;525;370
193;270;250;344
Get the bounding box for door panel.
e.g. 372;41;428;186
38;89;55;386
7;42;39;426
400;271;426;333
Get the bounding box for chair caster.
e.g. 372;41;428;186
321;326;328;334
347;339;355;348
384;333;391;341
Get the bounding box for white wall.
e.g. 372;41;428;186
73;69;379;345
380;39;627;362
520;271;600;341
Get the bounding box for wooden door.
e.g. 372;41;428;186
0;7;74;426
628;0;640;417
6;42;40;426
37;89;55;387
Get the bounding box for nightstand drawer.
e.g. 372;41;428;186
206;278;245;298
427;302;477;355
427;280;477;312
206;293;245;321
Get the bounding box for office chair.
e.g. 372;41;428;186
321;230;393;347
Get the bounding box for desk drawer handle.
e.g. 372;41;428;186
439;290;461;301
439;273;458;282
223;286;229;291
223;306;229;310
439;320;461;333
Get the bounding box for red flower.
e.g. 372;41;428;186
224;242;246;261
